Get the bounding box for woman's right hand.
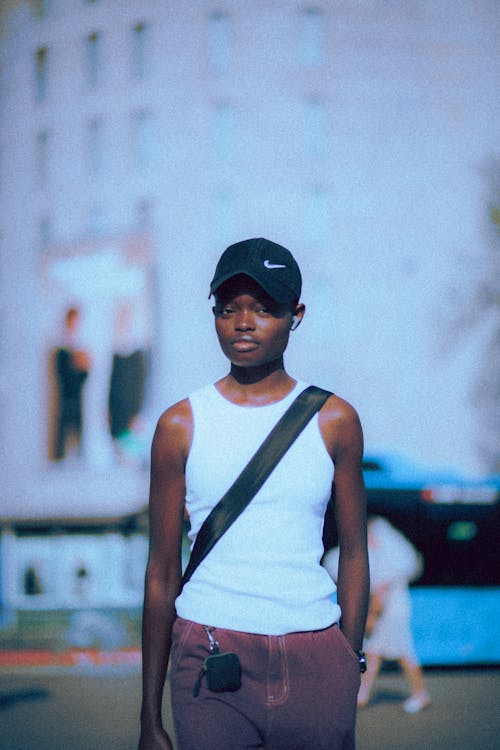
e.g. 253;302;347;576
137;724;173;750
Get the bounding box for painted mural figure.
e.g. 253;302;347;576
108;302;148;460
108;349;146;438
52;306;91;460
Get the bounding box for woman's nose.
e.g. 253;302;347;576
235;310;255;330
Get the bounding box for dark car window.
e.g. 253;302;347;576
325;455;500;587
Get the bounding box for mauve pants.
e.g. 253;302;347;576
169;617;360;750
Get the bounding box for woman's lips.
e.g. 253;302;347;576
231;338;258;351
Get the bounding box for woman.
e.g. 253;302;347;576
138;237;369;750
324;516;431;713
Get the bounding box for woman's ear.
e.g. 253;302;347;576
290;303;305;330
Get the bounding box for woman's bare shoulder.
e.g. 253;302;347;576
153;397;193;459
317;393;363;461
319;392;361;425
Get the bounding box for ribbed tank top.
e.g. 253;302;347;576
175;380;341;635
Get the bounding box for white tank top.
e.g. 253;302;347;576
175;380;341;635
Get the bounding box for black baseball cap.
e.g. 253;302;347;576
209;237;302;303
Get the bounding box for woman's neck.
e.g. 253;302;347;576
217;359;296;406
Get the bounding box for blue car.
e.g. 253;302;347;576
360;451;500;586
356;452;500;666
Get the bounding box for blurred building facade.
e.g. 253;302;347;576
0;1;498;613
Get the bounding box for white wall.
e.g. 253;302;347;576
0;0;498;499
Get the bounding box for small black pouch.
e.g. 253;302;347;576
193;652;241;697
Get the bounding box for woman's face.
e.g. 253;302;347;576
213;275;303;369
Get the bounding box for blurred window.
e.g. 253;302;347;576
31;0;50;19
132;110;155;169
86;117;105;175
212;101;234;159
87;203;108;237
23;565;43;595
300;7;324;66
132;21;148;80
86;31;101;88
363;460;384;472
208;11;231;71
136;198;153;231
35;46;48;101
305;185;330;248
212;187;236;246
35;128;50;185
39;215;52;250
303;97;328;156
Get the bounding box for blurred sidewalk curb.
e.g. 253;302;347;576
0;647;141;669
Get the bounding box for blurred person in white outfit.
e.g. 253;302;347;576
324;515;431;713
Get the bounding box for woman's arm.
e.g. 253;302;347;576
138;399;193;750
320;397;369;651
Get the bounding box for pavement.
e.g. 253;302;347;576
0;660;499;749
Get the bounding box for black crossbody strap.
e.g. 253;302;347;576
180;385;332;590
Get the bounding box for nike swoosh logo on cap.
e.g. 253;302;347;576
263;260;286;269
